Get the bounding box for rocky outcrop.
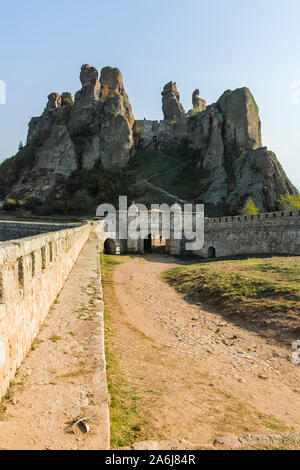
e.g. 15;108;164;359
134;85;297;212
187;87;297;210
1;64;135;201
161;81;185;120
96;66;134;167
0;68;297;213
192;89;206;113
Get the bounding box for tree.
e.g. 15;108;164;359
18;141;24;151
241;198;259;215
278;194;300;210
68;189;95;214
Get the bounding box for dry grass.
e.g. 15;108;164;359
163;256;300;340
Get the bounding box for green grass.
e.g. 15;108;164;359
163;256;300;336
128;149;181;180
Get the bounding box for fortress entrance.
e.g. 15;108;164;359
208;246;216;258
104;238;116;255
144;234;152;252
144;233;167;253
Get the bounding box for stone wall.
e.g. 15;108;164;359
197;210;300;258
0;220;77;242
0;222;91;396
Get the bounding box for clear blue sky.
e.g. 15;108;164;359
0;0;299;188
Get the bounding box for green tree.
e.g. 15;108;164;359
241;198;259;215
278;194;300;210
68;189;95;214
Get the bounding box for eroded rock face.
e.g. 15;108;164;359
96;66;134;168
0;68;297;213
187;88;297;210
68;64;101;135
162;81;185;120
134;85;297;212
4;64;136;201
192;89;206;113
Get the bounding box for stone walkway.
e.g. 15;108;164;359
0;234;109;450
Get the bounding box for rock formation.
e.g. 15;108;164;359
135;85;297;212
161;81;185;120
187;87;297;210
1;64;135;201
0;66;297;214
192;89;206;113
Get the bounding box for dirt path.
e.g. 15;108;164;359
0;235;109;450
109;254;300;448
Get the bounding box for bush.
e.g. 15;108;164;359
278;194;300;210
3;199;25;211
68;189;95;214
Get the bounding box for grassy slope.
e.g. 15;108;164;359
163;256;300;341
128;149;231;216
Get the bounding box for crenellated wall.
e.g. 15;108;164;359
197;210;300;258
0;222;92;396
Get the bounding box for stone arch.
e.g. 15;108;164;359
104;238;116;255
208;246;216;258
144;234;152;252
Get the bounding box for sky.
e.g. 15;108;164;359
0;0;299;188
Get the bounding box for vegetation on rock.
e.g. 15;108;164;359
278;194;300;210
241;198;259;215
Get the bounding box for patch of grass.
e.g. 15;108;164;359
163;256;300;338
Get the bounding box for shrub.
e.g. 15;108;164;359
68;189;95;214
278;194;300;210
241;198;259;215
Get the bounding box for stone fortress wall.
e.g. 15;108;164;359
0;210;299;396
0;221;92;396
198;210;300;258
97;209;300;258
0;220;78;242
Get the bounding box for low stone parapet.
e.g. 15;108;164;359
0;222;91;396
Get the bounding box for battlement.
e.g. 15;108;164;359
206;210;300;226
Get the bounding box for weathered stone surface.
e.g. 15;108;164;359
0;68;297;212
133;118;187;151
1;64;137;201
46;92;61;109
196;210;300;258
68;64;101;135
162;81;185;120
186;87;297;211
192;89;206;112
0;222;92;397
96;66;135;168
217;87;262;153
